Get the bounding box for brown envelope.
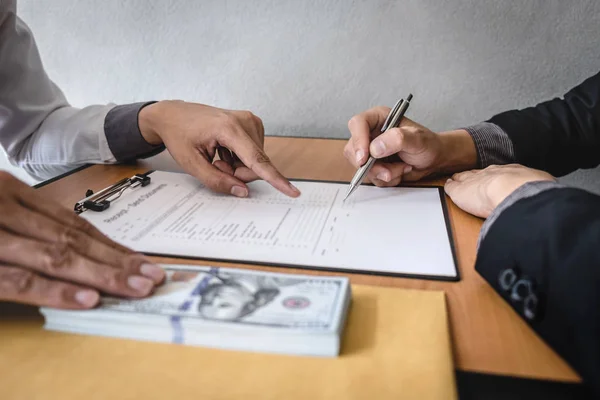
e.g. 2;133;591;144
0;285;456;400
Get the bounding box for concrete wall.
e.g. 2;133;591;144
5;0;600;191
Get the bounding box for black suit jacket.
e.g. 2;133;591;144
489;71;600;176
477;72;600;395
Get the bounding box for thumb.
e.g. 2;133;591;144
369;126;424;159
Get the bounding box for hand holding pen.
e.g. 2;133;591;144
344;94;413;200
343;95;476;195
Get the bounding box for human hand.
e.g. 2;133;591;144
444;164;556;218
0;172;165;309
344;106;478;186
138;101;300;198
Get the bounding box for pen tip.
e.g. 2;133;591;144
343;188;351;202
407;93;413;102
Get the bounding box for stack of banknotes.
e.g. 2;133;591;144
41;265;352;357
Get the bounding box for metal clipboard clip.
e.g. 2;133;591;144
74;172;152;214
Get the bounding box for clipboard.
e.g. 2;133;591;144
74;172;153;214
74;171;460;282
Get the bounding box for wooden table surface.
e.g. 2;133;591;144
30;136;579;382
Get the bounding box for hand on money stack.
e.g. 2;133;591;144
41;265;351;357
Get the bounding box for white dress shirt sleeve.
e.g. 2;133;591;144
0;4;163;181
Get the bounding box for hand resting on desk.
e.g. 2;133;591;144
0;172;165;309
444;164;556;218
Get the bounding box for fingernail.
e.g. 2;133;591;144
231;186;248;198
140;263;165;283
75;290;99;307
289;183;301;195
376;172;390;182
404;165;413;173
371;140;386;157
355;150;365;164
127;276;154;294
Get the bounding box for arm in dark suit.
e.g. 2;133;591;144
488;71;600;176
460;71;600;395
476;184;600;395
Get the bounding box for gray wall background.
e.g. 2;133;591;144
5;0;600;191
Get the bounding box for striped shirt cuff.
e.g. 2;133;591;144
478;180;566;248
464;122;516;168
104;101;165;162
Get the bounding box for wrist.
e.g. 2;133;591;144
435;129;478;174
493;176;556;208
138;101;165;145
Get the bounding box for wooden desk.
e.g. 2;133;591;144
19;137;580;382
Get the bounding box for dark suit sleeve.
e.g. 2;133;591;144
487;71;600;176
476;186;600;395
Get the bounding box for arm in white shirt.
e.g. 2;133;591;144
0;4;163;181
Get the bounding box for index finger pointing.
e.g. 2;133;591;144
221;129;300;198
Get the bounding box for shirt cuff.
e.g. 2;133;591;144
478;180;566;248
104;101;165;162
463;122;516;168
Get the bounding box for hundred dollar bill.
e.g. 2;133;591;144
101;265;349;329
41;265;352;356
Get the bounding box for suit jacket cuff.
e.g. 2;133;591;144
463;122;516;168
478;180;566;248
104;101;165;162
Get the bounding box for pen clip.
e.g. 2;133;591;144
74;173;152;214
381;98;404;132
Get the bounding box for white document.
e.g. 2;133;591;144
82;171;457;279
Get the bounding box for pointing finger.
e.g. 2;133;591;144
220;128;300;198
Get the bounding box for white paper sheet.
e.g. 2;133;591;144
82;171;457;279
